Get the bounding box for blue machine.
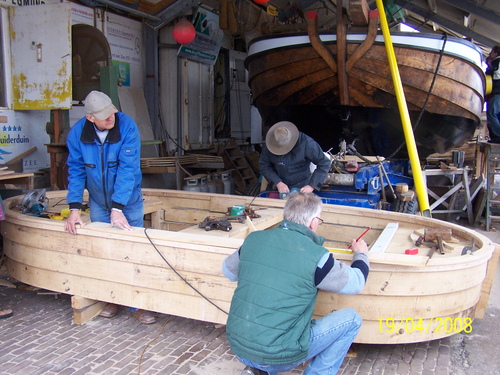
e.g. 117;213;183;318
317;160;414;210
259;160;414;211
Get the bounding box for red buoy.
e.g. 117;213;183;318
172;20;196;45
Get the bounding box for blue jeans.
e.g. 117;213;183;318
89;196;144;227
487;94;500;139
237;308;361;375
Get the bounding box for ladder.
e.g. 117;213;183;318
218;140;258;194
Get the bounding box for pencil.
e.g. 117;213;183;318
348;227;371;249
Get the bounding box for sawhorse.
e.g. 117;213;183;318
423;167;475;224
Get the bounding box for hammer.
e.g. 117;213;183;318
424;228;452;254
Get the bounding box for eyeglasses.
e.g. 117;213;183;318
315;217;324;225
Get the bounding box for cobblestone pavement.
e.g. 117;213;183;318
0;285;466;375
1;220;499;375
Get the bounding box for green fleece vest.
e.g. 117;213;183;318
226;220;327;365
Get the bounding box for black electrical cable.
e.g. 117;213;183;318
143;227;229;316
388;33;448;159
157;104;187;153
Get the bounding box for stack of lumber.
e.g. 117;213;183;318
426;141;478;167
0;166;16;176
426;119;487;175
141;154;223;173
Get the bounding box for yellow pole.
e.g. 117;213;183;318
375;0;431;216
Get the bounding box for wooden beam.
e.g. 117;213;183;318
369;223;399;253
337;1;350;106
150;209;164;229
475;244;500;319
307;12;337;73
349;0;370;25
346;10;379;72
427;0;438;13
5;147;37;166
71;296;106;325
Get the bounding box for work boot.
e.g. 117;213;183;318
99;303;119;318
131;309;156;324
241;366;269;375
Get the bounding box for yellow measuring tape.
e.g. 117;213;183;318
327;248;353;254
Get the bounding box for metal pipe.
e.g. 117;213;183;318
376;157;395;200
144;22;165;146
177;57;183;155
375;0;431;216
378;164;387;207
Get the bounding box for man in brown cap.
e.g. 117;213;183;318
259;121;331;194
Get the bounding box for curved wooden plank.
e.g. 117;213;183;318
2;189;495;344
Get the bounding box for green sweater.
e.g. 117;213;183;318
226;220;327;365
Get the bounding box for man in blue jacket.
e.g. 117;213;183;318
486;46;500;143
259;121;331;194
64;90;155;324
223;192;369;375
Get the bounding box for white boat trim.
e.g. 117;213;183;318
248;33;484;69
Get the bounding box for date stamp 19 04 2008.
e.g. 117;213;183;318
378;317;473;334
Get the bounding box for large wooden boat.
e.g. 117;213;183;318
2;189;498;344
245;14;486;159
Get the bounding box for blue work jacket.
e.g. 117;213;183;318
66;112;142;211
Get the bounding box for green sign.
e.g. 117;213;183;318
178;7;223;65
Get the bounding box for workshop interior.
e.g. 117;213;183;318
1;0;500;370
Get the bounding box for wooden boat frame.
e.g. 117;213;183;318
2;188;499;344
245;11;486;158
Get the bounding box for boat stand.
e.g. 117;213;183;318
423;167;474;224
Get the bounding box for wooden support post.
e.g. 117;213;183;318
150;209;164;229
475;244;500;318
336;1;349;106
71;296;106;325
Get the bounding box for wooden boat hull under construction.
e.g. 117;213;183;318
2;189;498;344
245;32;485;159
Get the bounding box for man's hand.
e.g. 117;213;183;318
110;210;132;231
276;182;289;193
64;210;86;235
350;239;368;254
300;185;314;193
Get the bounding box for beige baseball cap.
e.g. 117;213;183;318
84;91;118;120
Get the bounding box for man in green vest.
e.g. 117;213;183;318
222;192;369;375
